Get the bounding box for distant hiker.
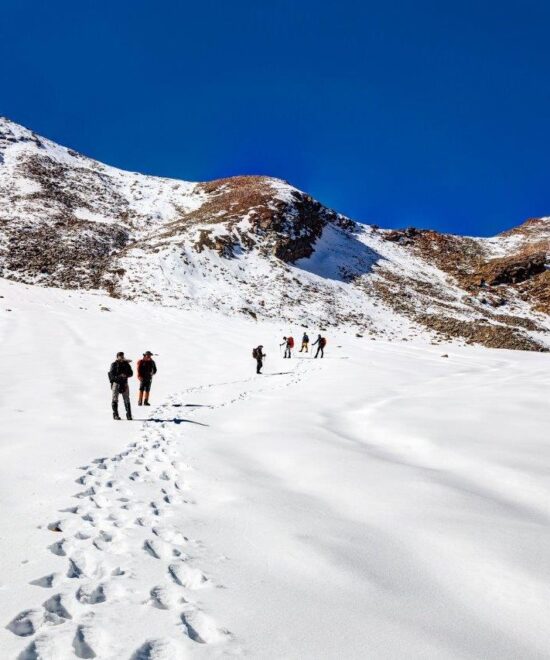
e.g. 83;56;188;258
280;336;294;359
137;351;157;406
299;332;309;353
108;351;133;420
312;334;327;359
253;345;266;374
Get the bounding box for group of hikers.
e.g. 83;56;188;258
109;332;327;418
108;351;157;420
253;332;327;374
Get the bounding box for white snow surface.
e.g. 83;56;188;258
1;279;550;659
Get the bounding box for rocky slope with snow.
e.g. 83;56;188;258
1;117;548;350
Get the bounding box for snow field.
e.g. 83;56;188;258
1;279;549;659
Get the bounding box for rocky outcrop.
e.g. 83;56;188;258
480;253;546;286
160;176;338;263
3;219;129;290
416;315;545;351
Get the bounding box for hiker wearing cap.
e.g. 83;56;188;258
253;345;266;374
108;352;133;420
137;351;157;406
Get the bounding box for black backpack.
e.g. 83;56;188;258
252;347;258;359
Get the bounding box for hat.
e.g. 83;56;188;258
143;351;153;356
116;351;125;358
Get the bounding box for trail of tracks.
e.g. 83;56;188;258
7;360;316;659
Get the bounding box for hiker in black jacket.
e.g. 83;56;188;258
137;351;157;406
312;334;326;359
108;352;133;420
254;345;266;374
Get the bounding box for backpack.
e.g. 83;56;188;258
252;347;258;359
320;337;327;348
303;334;309;343
287;336;294;348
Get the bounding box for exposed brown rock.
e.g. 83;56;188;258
160;176;338;263
416;314;544;351
481;253;546;286
4;219;129;290
380;224;549;324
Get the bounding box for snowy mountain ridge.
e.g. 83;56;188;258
1;116;549;350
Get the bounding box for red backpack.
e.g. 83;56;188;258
320;337;326;348
287;336;294;348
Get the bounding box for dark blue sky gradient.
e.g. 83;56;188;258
1;0;550;235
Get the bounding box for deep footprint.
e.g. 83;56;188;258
73;625;97;659
180;612;205;644
7;609;43;637
43;593;72;621
29;574;57;589
48;540;66;557
76;584;106;604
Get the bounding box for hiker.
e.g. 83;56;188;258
137;351;157;406
280;336;294;358
108;351;133;420
253;345;266;374
312;334;327;358
299;332;309;353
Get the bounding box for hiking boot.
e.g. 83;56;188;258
138;401;143;406
112;402;121;420
126;413;132;420
144;401;150;406
113;412;121;420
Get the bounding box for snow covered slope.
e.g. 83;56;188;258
1;116;549;350
1;279;550;659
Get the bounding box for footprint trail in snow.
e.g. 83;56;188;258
7;361;314;658
8;413;233;658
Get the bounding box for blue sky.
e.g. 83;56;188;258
1;0;549;235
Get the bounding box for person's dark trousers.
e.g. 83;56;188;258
284;347;291;358
256;360;263;374
314;346;324;358
139;378;152;393
112;382;132;419
139;377;152;405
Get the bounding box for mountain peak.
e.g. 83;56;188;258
0;120;548;350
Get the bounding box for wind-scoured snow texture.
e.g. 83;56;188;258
1;279;550;659
0;116;549;349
